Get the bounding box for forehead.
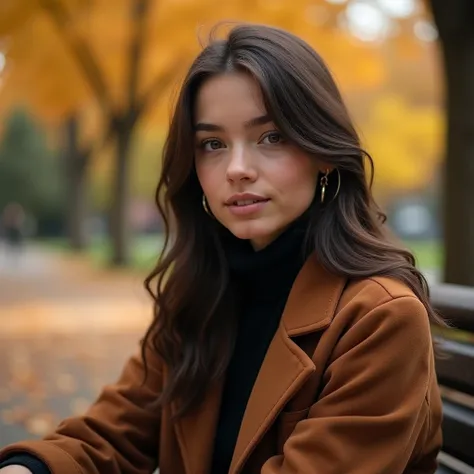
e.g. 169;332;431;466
194;72;268;125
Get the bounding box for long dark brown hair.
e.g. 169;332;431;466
143;23;445;417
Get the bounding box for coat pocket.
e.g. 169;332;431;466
276;407;310;453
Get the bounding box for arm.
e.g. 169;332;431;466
263;296;442;474
0;340;163;474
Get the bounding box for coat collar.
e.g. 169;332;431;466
172;254;347;474
281;254;347;336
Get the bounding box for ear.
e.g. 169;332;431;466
317;160;335;174
318;166;334;175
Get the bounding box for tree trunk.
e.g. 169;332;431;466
64;116;89;251
109;123;133;266
430;0;474;285
107;0;149;266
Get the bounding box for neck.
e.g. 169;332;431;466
249;230;284;251
223;216;310;303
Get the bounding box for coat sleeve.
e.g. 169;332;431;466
262;295;442;474
0;339;163;474
0;453;50;473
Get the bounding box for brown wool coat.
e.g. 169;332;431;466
0;255;443;474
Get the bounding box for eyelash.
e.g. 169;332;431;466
200;138;223;151
199;131;284;151
261;131;284;145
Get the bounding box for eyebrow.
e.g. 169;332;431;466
194;114;272;132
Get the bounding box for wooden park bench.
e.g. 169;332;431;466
431;284;474;474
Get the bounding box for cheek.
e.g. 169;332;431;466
273;155;319;203
195;158;222;202
195;159;211;193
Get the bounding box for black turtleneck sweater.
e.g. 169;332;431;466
210;220;307;474
0;220;308;474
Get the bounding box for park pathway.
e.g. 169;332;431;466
0;244;152;445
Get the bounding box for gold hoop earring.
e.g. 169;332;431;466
320;169;329;203
333;168;341;201
202;194;213;217
320;168;341;204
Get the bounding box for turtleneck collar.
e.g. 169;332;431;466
221;214;310;303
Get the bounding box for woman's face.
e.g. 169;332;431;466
194;72;323;250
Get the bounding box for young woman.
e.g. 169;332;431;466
0;23;443;474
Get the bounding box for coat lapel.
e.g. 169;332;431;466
229;255;347;474
172;379;224;474
228;323;316;474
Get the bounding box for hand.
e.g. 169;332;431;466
0;467;34;474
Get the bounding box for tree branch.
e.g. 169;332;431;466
127;0;151;111
137;56;183;118
38;0;114;120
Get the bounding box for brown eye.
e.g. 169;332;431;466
261;131;283;145
202;139;223;151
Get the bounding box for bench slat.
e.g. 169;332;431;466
442;399;474;467
436;465;460;474
436;339;474;396
437;451;474;474
431;285;474;332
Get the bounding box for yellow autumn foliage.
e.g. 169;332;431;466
0;0;389;118
361;94;443;195
0;0;443;200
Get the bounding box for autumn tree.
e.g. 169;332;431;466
0;109;64;220
0;2;93;249
37;0;183;264
0;0;185;263
61;114;92;249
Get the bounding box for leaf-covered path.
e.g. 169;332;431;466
0;245;152;445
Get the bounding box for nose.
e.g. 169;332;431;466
225;144;257;183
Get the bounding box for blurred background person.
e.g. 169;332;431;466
1;202;26;264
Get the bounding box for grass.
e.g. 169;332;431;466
405;240;443;271
38;235;443;273
38;234;164;272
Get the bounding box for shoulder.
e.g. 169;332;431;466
285;257;430;344
340;274;426;314
333;275;431;349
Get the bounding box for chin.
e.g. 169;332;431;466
226;220;281;245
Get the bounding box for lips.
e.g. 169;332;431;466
225;193;269;206
231;198;269;207
226;197;270;216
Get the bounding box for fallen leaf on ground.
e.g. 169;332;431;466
25;412;56;436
